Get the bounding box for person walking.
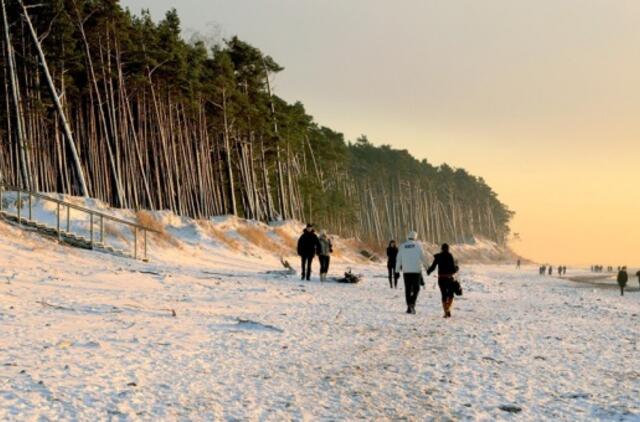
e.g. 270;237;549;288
395;231;429;314
516;259;521;270
636;269;640;288
318;230;333;282
427;243;459;318
297;224;321;281
548;266;553;276
386;240;400;288
617;267;628;296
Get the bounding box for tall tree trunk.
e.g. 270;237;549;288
19;0;88;196
74;2;124;205
1;0;29;189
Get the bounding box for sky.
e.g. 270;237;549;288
121;0;640;267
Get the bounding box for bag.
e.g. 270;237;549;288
452;278;463;296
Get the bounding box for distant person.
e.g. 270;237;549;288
516;259;521;270
297;223;321;281
636;270;640;288
318;230;333;282
427;243;459;318
548;266;553;276
395;231;429;314
386;240;400;289
557;266;562;276
617;267;628;296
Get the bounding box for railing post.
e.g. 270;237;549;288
100;215;104;244
66;206;70;233
89;213;94;246
28;192;32;221
144;230;148;262
56;202;61;240
16;190;21;224
133;227;138;260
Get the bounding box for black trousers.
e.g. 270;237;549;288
301;256;314;280
438;277;455;302
319;255;330;274
403;273;422;307
388;266;399;288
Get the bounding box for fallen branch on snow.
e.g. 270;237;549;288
37;299;75;312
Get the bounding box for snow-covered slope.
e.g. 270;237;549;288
0;191;520;266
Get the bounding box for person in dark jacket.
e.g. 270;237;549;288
386;241;400;288
617;267;628;296
297;224;321;281
636;270;640;288
427;243;459;318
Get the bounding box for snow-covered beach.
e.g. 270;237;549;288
1;217;638;421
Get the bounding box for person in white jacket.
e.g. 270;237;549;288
395;231;430;314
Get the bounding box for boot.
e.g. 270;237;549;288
445;298;453;318
442;301;448;318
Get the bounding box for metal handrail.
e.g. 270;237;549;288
0;183;159;261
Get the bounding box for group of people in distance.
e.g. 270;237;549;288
296;223;333;281
538;265;567;276
617;267;640;296
297;224;460;318
298;224;333;281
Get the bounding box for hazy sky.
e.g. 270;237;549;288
121;0;640;266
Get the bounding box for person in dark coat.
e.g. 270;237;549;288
427;243;459;318
297;224;321;281
386;240;400;288
617;267;628;296
636;270;640;288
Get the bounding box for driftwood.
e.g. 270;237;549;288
37;299;176;317
37;299;75;311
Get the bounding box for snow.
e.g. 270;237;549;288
1;199;639;420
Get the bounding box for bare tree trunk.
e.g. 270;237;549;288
263;58;286;219
1;0;29;189
221;87;237;215
73;2;124;205
19;0;88;196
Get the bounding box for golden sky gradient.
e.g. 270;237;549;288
123;0;640;266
